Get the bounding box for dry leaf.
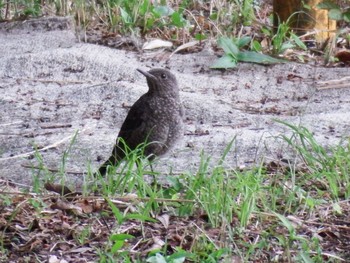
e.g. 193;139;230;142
157;214;170;229
142;39;173;50
170;40;199;56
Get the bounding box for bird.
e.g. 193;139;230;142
97;68;184;176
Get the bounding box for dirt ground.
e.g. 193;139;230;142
1;17;350;186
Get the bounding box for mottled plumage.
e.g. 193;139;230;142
98;68;183;175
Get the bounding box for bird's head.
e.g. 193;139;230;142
137;68;179;97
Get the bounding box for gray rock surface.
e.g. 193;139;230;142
1;17;349;186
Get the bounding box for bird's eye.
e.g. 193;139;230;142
161;73;167;79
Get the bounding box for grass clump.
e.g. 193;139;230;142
277;120;350;200
0;1;264;42
2;125;350;260
2;0;329;64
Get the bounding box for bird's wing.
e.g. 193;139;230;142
117;96;150;148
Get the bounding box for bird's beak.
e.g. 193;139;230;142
137;68;156;81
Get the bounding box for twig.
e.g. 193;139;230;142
0;121;23;127
4;77;113;89
21;164;84;175
14;77;88;85
0;132;79;161
317;83;350;90
317;76;350;90
39;123;73;129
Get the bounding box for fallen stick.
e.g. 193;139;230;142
21;164;84;175
0;132;79;161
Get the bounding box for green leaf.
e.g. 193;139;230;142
281;42;295;51
167;251;193;262
343;11;350;22
111;240;124;253
274;212;294;233
140;0;151;16
237;36;251;48
210;13;218;20
261;27;271;36
299;252;313;263
171;12;187;27
303;4;311;10
109;234;134;253
120;7;132;24
210;54;237;69
317;1;339;10
328;8;343;20
291;33;307;50
153;5;174;17
110;233;134;241
333;203;342;214
237;51;284;64
251;40;262;52
217;37;239;57
146;253;167;263
195;33;207;41
145;18;155;30
108;0;119;8
105;197;124;224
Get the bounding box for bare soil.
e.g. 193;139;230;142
1;16;350;186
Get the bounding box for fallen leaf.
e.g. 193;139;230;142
142;39;173;50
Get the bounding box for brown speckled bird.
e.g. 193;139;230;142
98;68;183;175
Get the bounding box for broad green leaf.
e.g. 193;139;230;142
317;1;339;10
171;12;187;27
195;33;207;41
343;11;350;22
146;253;167;263
167;251;193;262
261;27;271;36
251;40;262;52
210;54;237;69
111;240;125;253
237;36;251;48
328;8;343;20
217;37;239;57
237;51;284;64
210;13;218;20
171;257;186;263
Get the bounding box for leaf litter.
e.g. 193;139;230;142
1;169;350;262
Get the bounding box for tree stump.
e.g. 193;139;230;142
273;0;336;42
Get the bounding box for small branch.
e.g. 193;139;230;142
21;164;85;175
317;76;350;90
0;132;81;162
39;123;73;129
